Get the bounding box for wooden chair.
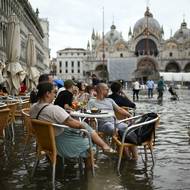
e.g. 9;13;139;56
15;101;30;122
21;108;34;158
31;119;95;188
112;114;160;174
6;102;19;142
0;108;10;139
0;103;8;110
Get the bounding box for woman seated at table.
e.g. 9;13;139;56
75;81;86;100
30;82;113;168
76;85;96;104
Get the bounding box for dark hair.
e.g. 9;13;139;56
84;85;93;93
0;84;7;93
110;81;122;93
38;74;52;83
0;84;3;90
37;82;53;98
77;82;83;91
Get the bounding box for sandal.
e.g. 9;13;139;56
103;148;117;157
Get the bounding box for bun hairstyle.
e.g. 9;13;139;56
37;82;53;98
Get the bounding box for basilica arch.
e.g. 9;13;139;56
135;38;158;56
134;57;159;83
165;61;180;72
184;63;190;72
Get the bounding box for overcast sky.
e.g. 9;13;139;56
29;0;190;58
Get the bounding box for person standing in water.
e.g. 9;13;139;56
157;76;165;104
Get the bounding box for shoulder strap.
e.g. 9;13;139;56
36;104;49;119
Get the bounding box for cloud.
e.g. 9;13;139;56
29;0;190;57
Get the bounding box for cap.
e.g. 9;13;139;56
64;79;76;89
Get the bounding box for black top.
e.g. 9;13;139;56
54;90;73;109
108;93;136;108
92;78;100;86
30;90;38;104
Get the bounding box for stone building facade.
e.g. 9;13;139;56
86;7;190;84
0;0;50;75
56;48;87;80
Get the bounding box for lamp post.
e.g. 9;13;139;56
102;7;108;83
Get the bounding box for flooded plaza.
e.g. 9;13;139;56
0;89;190;190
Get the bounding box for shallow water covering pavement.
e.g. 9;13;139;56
0;89;190;190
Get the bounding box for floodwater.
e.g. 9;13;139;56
1;89;190;190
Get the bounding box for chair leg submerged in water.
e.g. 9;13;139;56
30;119;95;188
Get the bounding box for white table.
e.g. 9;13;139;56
70;110;114;131
70;110;114;119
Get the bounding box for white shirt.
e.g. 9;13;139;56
133;81;140;90
30;102;69;136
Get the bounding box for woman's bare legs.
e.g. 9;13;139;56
91;131;110;150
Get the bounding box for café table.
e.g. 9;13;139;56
70;110;114;131
70;110;116;154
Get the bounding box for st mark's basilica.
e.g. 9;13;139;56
85;7;190;84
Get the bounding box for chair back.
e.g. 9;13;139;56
0;108;10;136
21;101;30;109
31;119;57;163
6;102;19;123
15;101;30;118
0;103;7;110
21;108;34;135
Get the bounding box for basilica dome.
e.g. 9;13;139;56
174;20;190;42
105;24;122;45
133;7;161;38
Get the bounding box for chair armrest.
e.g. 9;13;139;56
52;123;70;129
52;123;90;136
21;109;30;117
116;114;142;124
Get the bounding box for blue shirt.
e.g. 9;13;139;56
146;80;154;89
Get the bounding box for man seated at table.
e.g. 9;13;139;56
87;83;138;160
30;82;114;168
87;83;132;135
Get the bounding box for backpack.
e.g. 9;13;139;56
118;112;158;145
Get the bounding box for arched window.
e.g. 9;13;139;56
184;63;190;72
165;62;180;72
135;39;158;57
